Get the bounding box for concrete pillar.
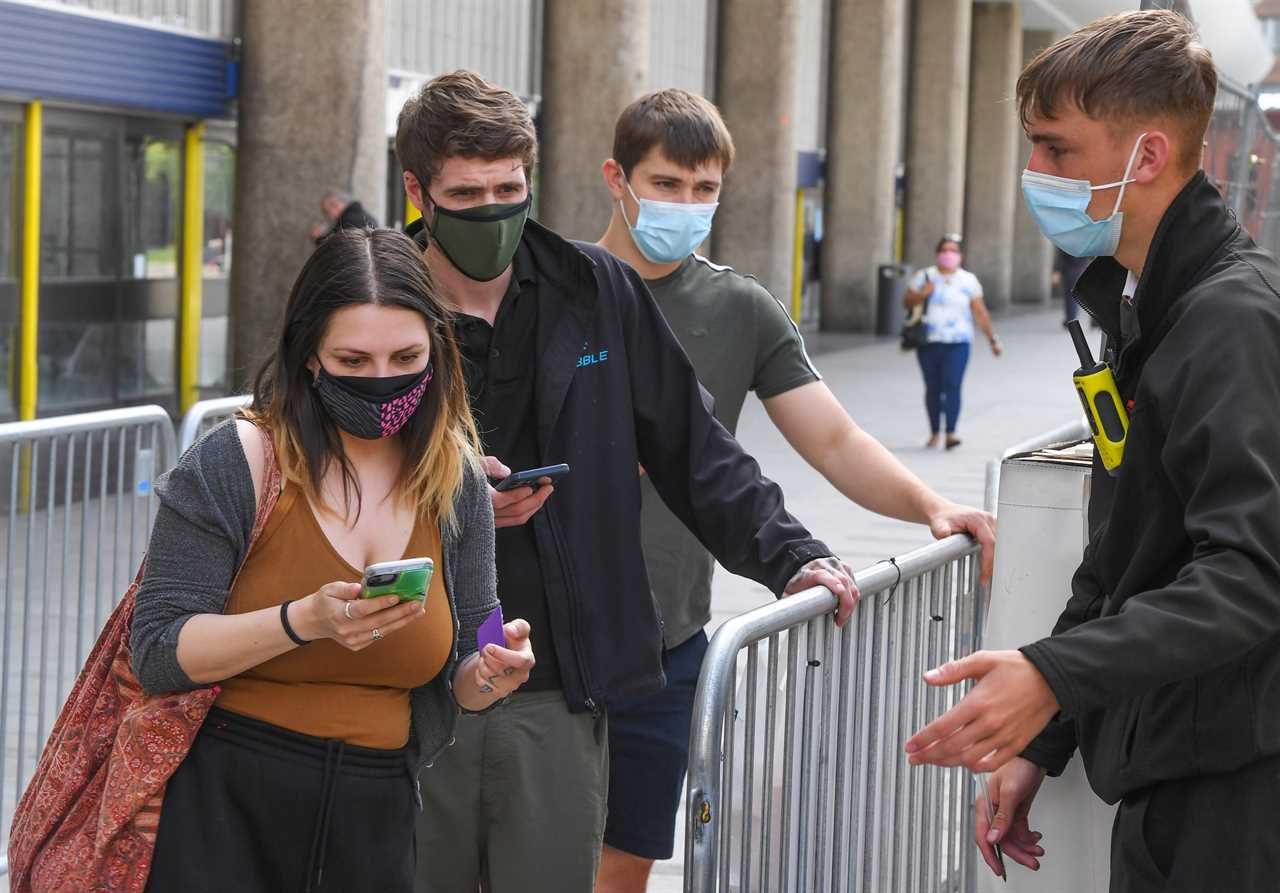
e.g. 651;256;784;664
904;0;971;270
1011;28;1058;305
962;3;1022;312
540;0;649;240
712;0;799;300
229;0;386;387
821;0;909;332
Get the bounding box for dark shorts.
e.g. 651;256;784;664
604;630;709;860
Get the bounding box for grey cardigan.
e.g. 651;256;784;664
130;419;498;772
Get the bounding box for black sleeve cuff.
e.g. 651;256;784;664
1020;640;1079;719
1020;731;1075;777
773;541;836;596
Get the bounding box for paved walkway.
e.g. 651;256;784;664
649;305;1082;891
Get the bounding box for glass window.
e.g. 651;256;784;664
118;318;176;401
1266;18;1280;54
124;135;180;280
0;120;16;280
198;315;228;390
38;116;118;414
203;141;234;278
41;131;112;280
38;319;114;409
199;140;234;392
0;118;17;420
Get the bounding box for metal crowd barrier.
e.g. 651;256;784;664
0;406;178;876
983;417;1091;513
178;394;251;453
0;404;1088;883
685;534;983;893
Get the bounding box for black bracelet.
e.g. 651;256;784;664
280;599;311;646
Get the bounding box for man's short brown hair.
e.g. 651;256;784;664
1017;10;1216;172
612;89;736;177
395;70;538;189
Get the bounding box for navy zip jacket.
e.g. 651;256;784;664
1019;172;1280;804
410;217;833;714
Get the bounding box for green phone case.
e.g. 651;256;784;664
362;564;433;603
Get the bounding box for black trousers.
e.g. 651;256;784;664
146;707;417;893
1110;750;1280;892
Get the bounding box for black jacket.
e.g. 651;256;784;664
1020;173;1280;804
412;218;832;714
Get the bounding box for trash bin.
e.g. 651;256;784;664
876;263;911;336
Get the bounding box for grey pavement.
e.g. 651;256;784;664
707;305;1082;633
648;305;1081;891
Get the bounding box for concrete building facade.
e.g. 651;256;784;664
963;2;1022;312
821;0;910;332
1010;27;1059;307
230;0;387;383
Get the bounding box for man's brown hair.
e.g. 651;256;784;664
1016;10;1216;172
612;89;736;177
395;70;538;190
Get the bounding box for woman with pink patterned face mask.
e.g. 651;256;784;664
122;229;534;892
903;235;1002;450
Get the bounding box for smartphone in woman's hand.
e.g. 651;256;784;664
361;557;434;603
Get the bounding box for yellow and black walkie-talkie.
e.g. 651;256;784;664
1068;320;1128;475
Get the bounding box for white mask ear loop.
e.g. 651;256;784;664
1093;132;1149;217
620;178;642;231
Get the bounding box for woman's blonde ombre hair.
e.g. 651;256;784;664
247;228;482;531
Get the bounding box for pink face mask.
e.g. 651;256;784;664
937;250;962;270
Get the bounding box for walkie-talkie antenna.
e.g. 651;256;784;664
1067;319;1095;368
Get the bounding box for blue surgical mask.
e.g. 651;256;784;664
1021;132;1147;258
621;180;718;264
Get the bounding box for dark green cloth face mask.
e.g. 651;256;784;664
426;196;531;282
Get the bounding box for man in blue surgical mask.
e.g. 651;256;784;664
595;88;996;893
905;11;1280;890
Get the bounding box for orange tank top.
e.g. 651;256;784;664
215;485;453;748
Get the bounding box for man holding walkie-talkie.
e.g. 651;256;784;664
904;11;1280;890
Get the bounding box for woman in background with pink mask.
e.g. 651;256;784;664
903;234;1002;450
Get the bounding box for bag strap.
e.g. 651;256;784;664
240;421;284;570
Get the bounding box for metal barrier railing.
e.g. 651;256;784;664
0;409;1117;886
685;534;983;893
983;417;1090;513
178;394;251;453
0;406;178;876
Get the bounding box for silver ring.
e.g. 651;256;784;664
344;602;354;621
371;628;383;641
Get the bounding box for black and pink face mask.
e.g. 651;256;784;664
313;363;433;440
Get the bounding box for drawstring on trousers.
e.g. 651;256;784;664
304;739;347;891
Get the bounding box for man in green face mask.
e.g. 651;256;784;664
397;71;860;893
412;170;531;283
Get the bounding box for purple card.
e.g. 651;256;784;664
476;605;505;652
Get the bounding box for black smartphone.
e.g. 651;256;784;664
493;463;570;492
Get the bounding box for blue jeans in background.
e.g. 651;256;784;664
916;341;971;435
